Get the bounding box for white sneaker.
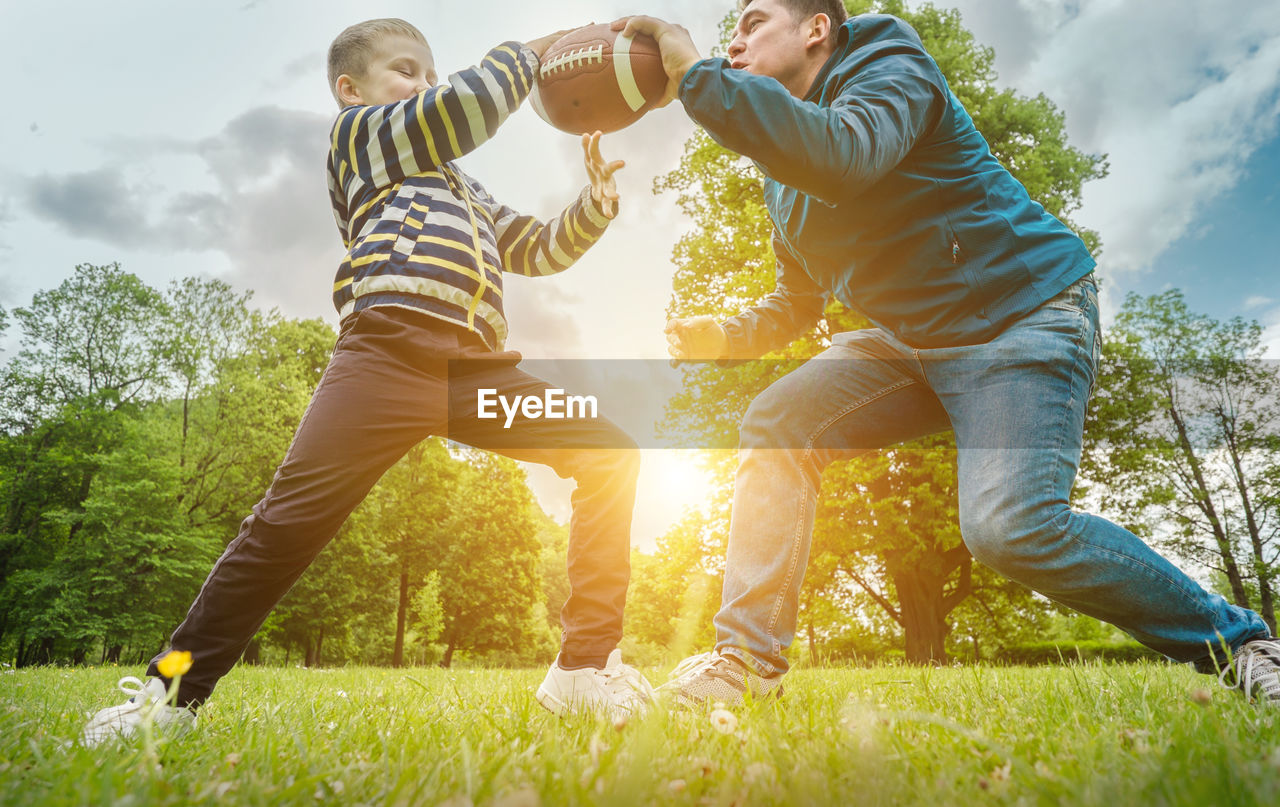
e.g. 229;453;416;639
81;676;197;746
1218;637;1280;705
536;649;656;717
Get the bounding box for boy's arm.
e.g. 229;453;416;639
485;186;613;278
330;42;538;189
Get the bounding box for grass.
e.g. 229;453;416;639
2;661;1279;806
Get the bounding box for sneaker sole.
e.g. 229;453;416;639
535;684;570;717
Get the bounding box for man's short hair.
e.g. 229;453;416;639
327;18;428;105
738;0;850;26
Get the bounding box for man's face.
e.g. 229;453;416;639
346;35;437;107
727;0;813;86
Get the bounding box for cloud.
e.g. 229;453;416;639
1244;295;1273;311
26;168;156;248
929;1;1280;281
22;106;340;320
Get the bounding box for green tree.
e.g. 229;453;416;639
1083;291;1280;631
433;451;552;667
656;1;1106;662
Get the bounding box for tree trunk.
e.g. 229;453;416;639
443;637;456;668
304;637;316;668
1170;404;1249;605
894;569;951;664
393;569;409;668
888;546;972;665
106;644;122;663
315;626;324;667
1221;421;1276;631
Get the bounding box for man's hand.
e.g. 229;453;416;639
611;16;702;107
665;316;728;361
582;131;624;219
526;29;572;60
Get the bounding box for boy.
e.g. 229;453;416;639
82;18;653;744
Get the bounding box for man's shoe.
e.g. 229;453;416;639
536;649;656;717
658;650;783;709
1218;637;1280;705
81;676;197;746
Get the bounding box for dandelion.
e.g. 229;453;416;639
156;650;193;679
709;709;738;734
1190;688;1212;705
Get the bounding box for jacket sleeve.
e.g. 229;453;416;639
720;234;827;360
329;42;537;190
481;185;613;277
678;52;946;205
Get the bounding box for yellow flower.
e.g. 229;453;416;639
157;650;193;678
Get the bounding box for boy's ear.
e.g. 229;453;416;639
335;74;363;107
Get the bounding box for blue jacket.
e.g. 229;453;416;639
679;14;1096;351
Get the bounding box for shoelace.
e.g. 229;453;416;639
668;652;717;683
116;676;151;705
1219;640;1280;699
601;663;655;701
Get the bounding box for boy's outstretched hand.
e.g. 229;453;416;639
583;131;624;219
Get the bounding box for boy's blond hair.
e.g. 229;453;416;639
327;18;428;107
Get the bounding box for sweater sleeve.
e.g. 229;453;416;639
678;52;945;205
720;233;827;360
329;42;538;190
484;185;613;277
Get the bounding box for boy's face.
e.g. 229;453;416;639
339;35;438;107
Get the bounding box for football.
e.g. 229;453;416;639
530;23;668;134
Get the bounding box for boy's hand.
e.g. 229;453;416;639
611;16;702;107
583;131;624;219
665;316;728;361
526;29;573;60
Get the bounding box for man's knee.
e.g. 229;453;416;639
740;379;807;450
959;496;1074;577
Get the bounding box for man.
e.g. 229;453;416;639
617;0;1280;707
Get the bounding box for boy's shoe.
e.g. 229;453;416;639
536;649;655;717
1218;637;1280;705
81;676;197;747
658;650;784;709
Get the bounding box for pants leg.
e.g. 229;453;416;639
444;353;639;661
149;309;453;704
713;333;951;676
933;276;1268;669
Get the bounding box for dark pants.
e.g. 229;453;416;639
150;307;639;705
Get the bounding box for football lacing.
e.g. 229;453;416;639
540;45;605;77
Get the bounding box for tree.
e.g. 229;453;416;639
433;450;553;667
1083;291;1280;631
655;1;1106;662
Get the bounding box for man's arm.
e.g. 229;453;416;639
616;15;946;205
330;42;537;190
681;63;946;205
669;234;826;362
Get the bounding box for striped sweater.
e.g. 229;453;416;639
326;41;612;350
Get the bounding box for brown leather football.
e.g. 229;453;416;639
530;23;668;134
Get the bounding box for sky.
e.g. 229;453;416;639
1;0;1277;549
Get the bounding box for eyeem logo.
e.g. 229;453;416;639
477;388;599;429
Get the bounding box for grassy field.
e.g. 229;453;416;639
2;661;1278;806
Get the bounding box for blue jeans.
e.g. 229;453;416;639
714;275;1268;676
